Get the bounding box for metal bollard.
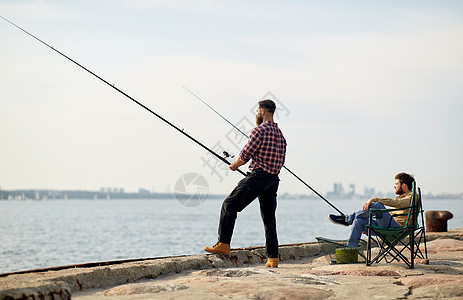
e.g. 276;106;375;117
425;210;453;232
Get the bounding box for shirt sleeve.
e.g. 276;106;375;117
377;192;412;208
239;128;262;163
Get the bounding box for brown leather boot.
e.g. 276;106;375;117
204;242;231;255
265;258;278;268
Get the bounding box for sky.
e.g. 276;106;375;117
0;0;462;196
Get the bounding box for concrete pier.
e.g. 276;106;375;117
1;229;463;299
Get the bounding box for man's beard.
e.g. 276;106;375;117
395;186;404;195
256;114;263;126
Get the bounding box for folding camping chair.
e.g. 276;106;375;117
366;182;428;268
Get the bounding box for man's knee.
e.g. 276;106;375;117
221;200;238;217
369;202;386;209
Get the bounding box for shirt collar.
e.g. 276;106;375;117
397;191;412;198
261;121;278;127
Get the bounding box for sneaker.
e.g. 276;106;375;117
265;258;278;268
204;242;231;255
329;214;349;226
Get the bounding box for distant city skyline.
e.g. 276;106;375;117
1;182;461;201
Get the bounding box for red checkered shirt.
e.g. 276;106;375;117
239;121;287;174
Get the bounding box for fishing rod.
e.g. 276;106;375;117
0;15;246;177
183;86;345;216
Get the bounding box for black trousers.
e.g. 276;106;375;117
218;169;280;258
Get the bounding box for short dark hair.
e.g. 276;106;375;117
258;99;276;114
395;172;415;190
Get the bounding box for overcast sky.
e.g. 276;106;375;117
1;1;462;196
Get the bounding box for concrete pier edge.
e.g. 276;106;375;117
1;229;462;300
0;242;321;300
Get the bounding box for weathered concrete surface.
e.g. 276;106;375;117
0;243;319;299
2;229;463;299
0;281;71;300
426;228;463;241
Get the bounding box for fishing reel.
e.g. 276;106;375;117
223;151;234;159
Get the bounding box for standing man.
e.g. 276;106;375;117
205;99;287;268
329;172;415;247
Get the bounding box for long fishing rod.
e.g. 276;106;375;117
1;15;246;177
183;86;345;216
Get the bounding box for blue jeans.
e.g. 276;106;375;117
346;202;399;247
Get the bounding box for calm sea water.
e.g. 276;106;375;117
0;198;461;274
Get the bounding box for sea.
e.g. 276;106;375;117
0;197;462;274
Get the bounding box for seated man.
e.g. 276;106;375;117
329;172;415;247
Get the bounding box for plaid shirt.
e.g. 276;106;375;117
239;121;287;174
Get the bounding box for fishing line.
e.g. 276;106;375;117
183;86;345;216
0;15;246;177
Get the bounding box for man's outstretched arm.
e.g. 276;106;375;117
229;156;247;171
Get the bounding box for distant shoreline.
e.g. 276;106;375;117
0;189;224;201
0;189;461;201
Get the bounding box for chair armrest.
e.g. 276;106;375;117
369;205;414;214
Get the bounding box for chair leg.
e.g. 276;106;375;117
371;229;413;268
423;230;428;260
367;229;372;265
410;230;415;269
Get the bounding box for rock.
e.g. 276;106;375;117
103;282;187;296
0;281;71;300
172;277;216;285
312;256;331;265
400;274;463;298
210;281;333;300
400;274;463;289
426;238;463;253
426;229;463;241
305;265;401;277
198;268;259;277
411;282;463;298
3;229;463;300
